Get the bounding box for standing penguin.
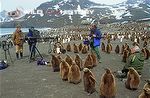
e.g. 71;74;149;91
78;43;83;51
99;68;116;98
68;62;81;84
143;40;148;47
106;43;112;54
141;48;150;60
125;67;140;90
65;54;73;66
122;49;129;63
57;55;62;62
83;68;96;95
138;88;150;98
90;52;97;67
101;42;105;52
121;44;125;54
138;79;150;98
73;43;79;53
66;43;71;52
84;54;94;69
74;54;83;70
81;45;88;54
115;45;120;54
144;79;150;89
51;54;60;72
60;60;70;81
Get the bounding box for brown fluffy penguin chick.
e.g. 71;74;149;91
68;62;81;84
101;42;105;52
75;54;83;70
84;54;94;69
83;68;96;95
122;49;129;63
125;67;140;90
121;45;125;54
100;68;116;98
143;41;148;47
138;88;150;98
60;60;70;81
106;44;110;53
57;55;62;62
106;44;112;54
87;45;90;51
90;52;97;67
141;48;147;59
51;54;60;72
138;79;150;98
143;48;150;60
115;45;120;54
66;43;71;52
73;43;79;53
81;45;88;54
65;54;73;66
110;44;113;51
144;79;150;89
145;48;150;60
78;43;83;51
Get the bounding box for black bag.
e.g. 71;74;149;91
0;60;8;70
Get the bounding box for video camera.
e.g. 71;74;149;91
2;41;10;51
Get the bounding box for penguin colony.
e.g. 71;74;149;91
49;30;150;97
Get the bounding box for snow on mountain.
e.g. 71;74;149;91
1;0;150;27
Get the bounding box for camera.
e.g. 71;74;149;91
2;41;10;51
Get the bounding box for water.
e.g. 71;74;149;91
0;28;49;36
0;28;29;36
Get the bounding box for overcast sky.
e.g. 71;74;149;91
0;0;127;12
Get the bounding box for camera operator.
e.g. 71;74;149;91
27;27;38;59
12;25;24;59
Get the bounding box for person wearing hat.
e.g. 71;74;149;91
27;27;37;59
89;24;102;63
122;42;145;76
12;25;24;59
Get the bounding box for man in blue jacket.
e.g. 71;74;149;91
27;27;37;59
89;24;102;63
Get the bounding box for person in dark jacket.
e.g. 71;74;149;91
89;24;102;63
27;27;37;59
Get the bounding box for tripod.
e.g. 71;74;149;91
29;43;43;62
48;37;55;54
2;41;13;63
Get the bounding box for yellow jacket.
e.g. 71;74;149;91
12;30;24;45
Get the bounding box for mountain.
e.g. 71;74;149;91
0;0;150;28
0;10;12;22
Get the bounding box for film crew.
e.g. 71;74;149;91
12;25;24;59
27;27;37;60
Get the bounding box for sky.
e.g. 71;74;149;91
0;0;127;12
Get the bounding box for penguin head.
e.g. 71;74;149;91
145;79;150;85
143;88;150;95
128;67;134;71
83;68;89;73
105;68;111;74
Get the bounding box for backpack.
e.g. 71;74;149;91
0;60;8;70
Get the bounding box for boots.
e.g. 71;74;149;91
16;53;19;59
20;52;23;59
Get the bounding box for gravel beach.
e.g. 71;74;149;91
0;37;150;98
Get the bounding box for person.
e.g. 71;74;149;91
12;25;24;59
27;27;37;59
116;42;145;78
89;24;102;63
